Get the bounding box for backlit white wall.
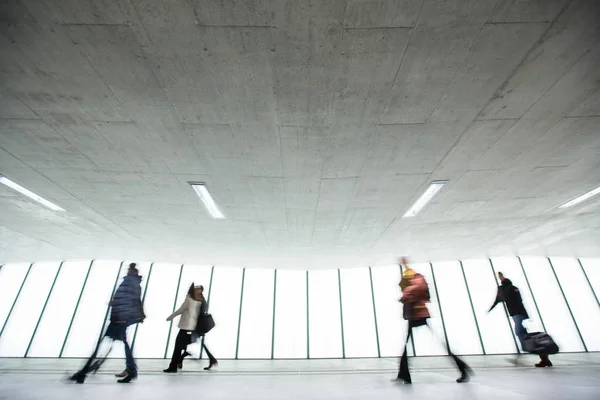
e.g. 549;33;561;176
0;257;599;359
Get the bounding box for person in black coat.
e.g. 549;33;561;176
489;272;552;367
69;263;146;384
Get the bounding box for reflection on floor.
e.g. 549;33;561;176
0;354;598;400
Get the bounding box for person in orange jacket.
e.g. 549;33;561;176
394;257;472;384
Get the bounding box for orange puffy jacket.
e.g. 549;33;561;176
400;273;431;320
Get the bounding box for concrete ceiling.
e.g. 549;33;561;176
1;0;599;269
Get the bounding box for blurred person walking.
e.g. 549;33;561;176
489;272;553;367
68;263;145;384
163;283;217;372
394;257;472;384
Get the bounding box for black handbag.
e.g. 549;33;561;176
195;313;215;335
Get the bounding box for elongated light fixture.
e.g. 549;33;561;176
0;175;65;211
402;180;448;218
559;185;600;209
189;182;225;219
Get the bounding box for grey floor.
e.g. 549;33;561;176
1;354;599;400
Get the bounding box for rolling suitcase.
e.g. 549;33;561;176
522;332;559;354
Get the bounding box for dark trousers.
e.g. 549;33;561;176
512;314;549;361
78;322;137;376
169;330;192;368
169;330;217;368
512;314;528;344
202;342;216;363
398;319;469;382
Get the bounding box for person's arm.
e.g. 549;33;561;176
167;297;187;321
489;287;503;312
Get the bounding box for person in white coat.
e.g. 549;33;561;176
164;284;217;372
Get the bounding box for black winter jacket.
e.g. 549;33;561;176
489;278;528;318
110;274;145;325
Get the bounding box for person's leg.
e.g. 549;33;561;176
165;330;187;372
202;343;216;362
396;323;413;383
71;342;101;382
512;314;527;347
202;341;218;370
79;339;102;375
120;324;137;377
511;314;532;366
178;336;191;367
449;352;471;382
425;321;471;382
91;338;114;373
70;327;113;383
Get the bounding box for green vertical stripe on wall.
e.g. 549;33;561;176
429;263;451;354
517;257;547;333
578;259;600;309
235;268;246;359
400;265;416;355
306;270;310;359
459;261;486;354
547;258;587;351
489;259;520;353
164;264;184;359
60;260;94;357
0;263;33;338
95;261;124;348
131;263;154;350
368;267;381;358
271;269;277;359
337;269;346;358
25;262;63;357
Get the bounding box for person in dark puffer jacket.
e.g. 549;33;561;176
69;263;145;384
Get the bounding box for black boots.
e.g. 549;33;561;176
117;370;137;383
456;365;474;383
535;355;553;368
392;376;412;384
68;373;86;384
204;359;218;370
456;372;471;383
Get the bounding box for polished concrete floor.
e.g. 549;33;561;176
0;354;599;400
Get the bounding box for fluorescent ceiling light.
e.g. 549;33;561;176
402;180;448;218
189;182;225;219
559;185;600;209
0;175;65;211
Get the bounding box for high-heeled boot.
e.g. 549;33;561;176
204;359;218;370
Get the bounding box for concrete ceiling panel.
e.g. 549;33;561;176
1;0;599;268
